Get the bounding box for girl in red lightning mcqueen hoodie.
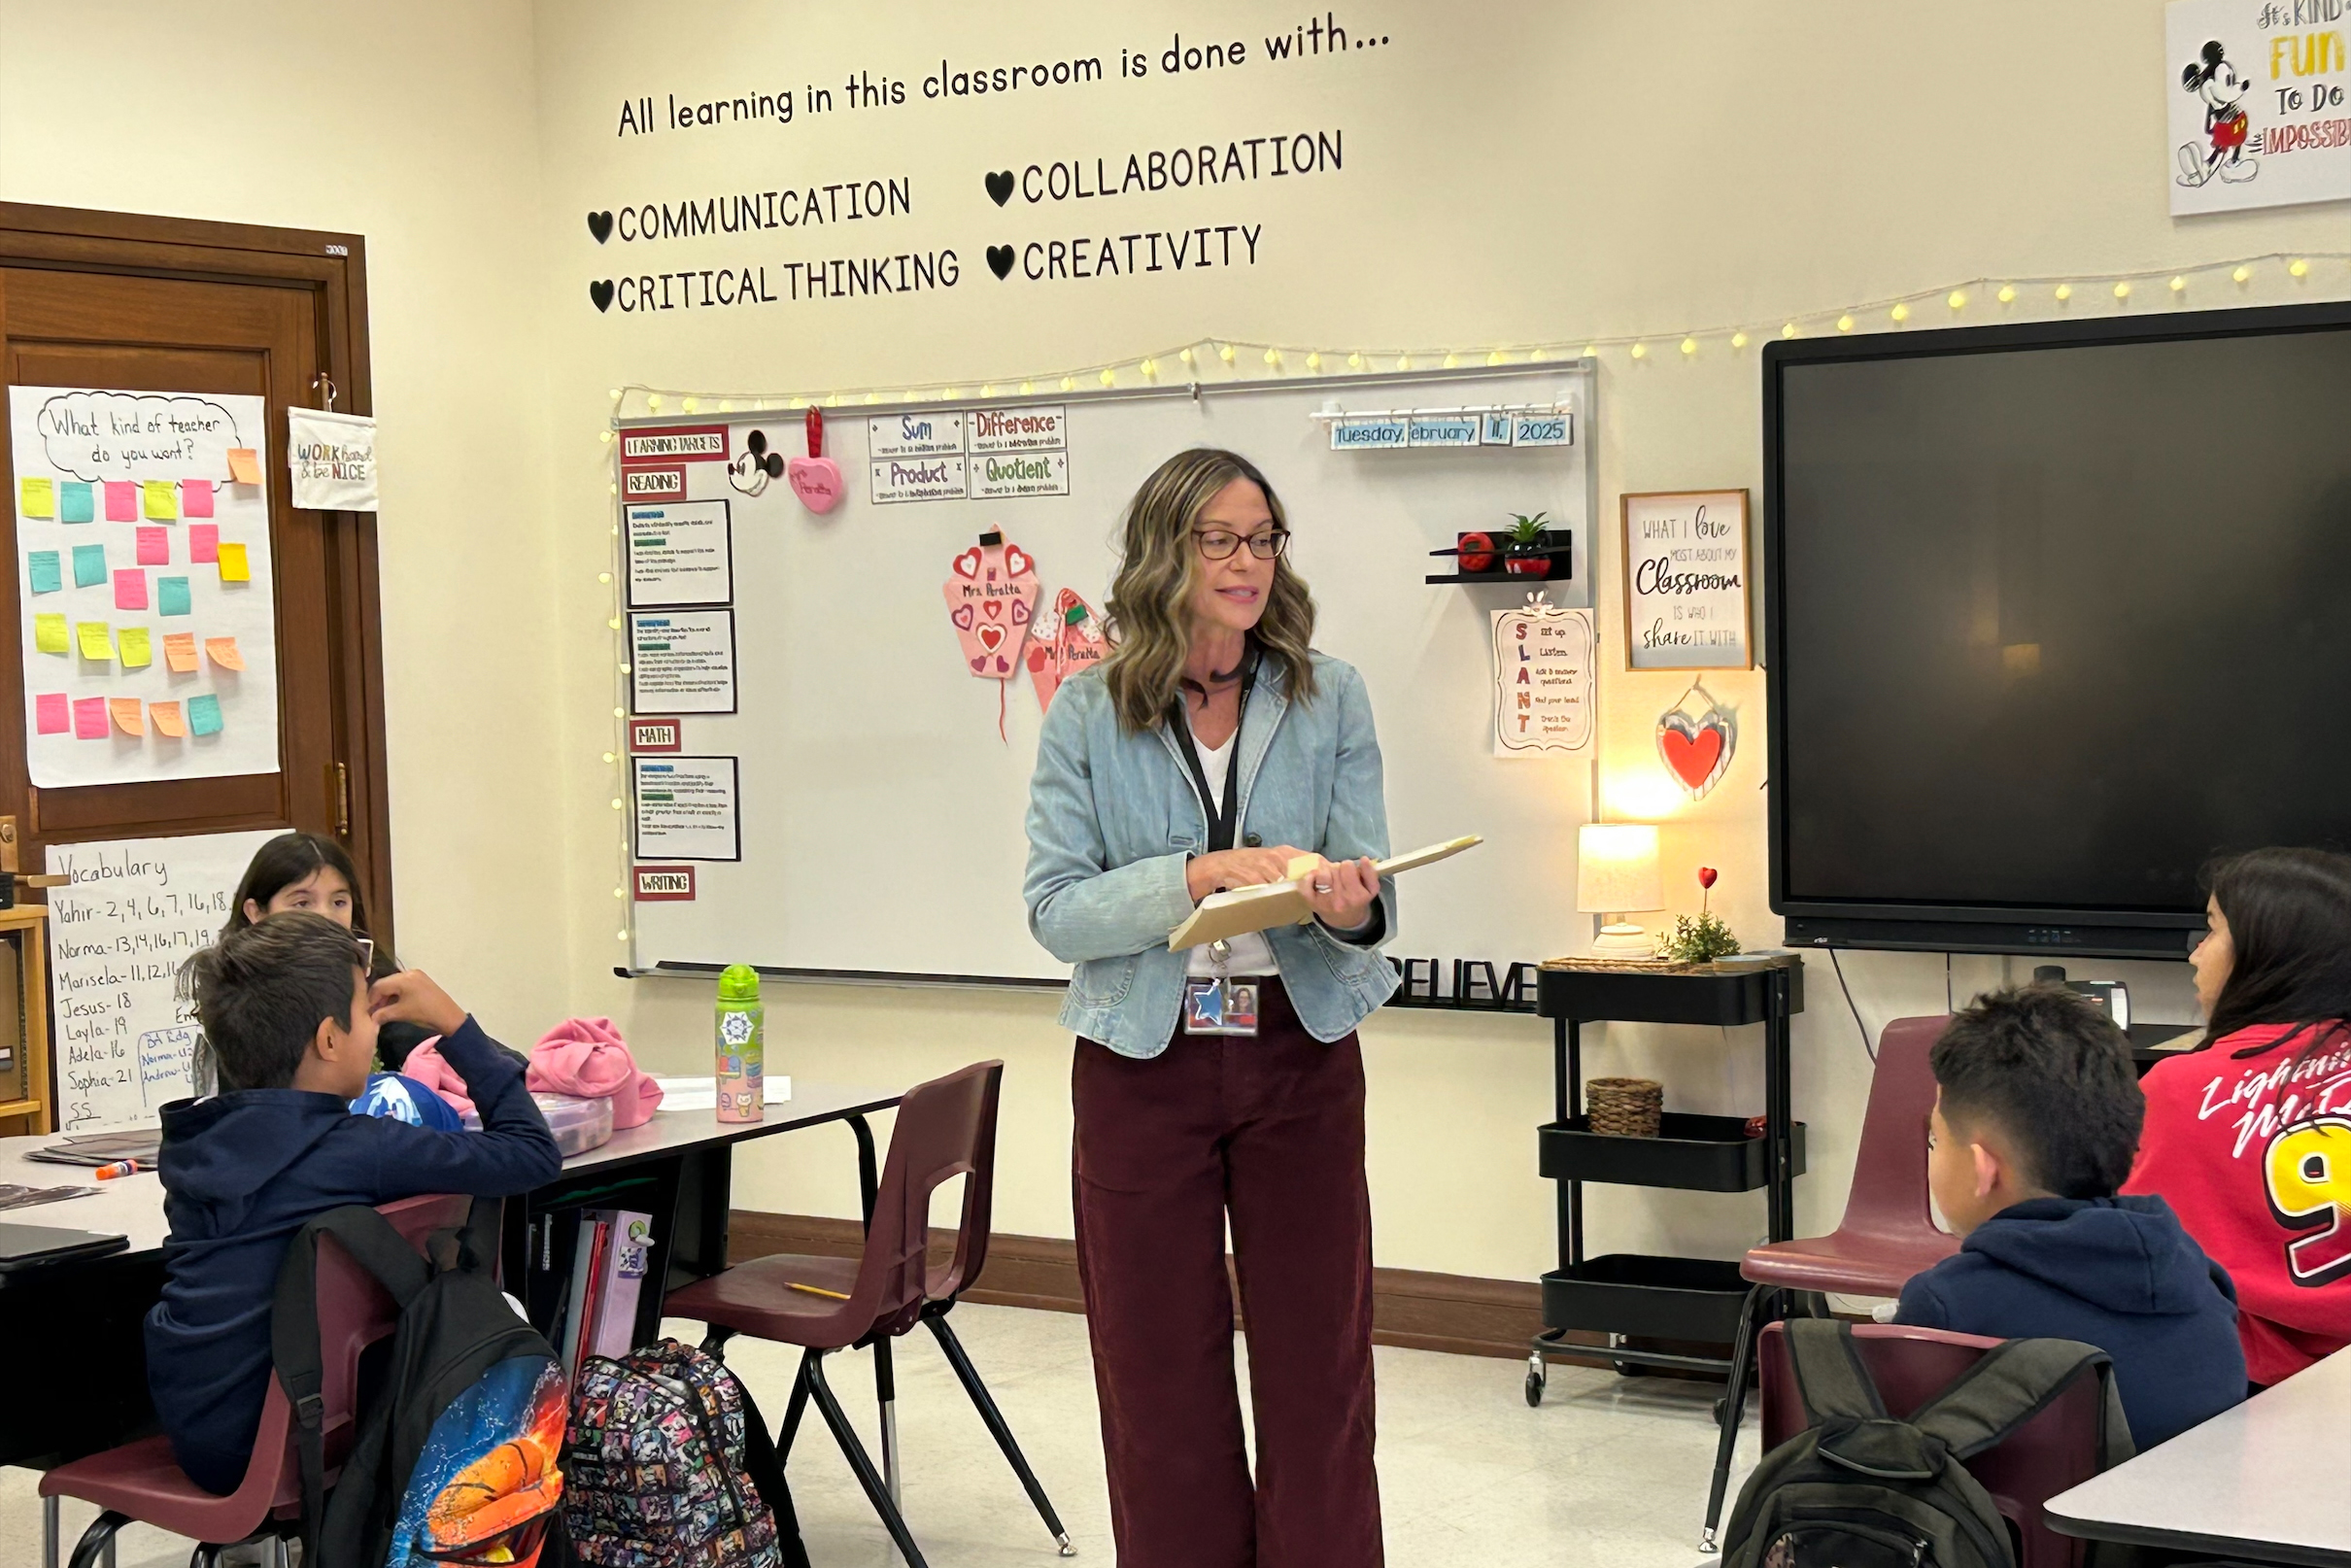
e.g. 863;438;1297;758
2125;847;2351;1388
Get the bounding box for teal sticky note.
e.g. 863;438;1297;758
71;544;107;588
187;694;222;735
59;483;93;524
27;551;61;595
158;575;192;617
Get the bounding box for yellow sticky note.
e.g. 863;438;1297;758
142;481;178;521
19;477;53;517
216;541;250;583
33;613;68;655
76;622;113;662
163;631;199;672
226;448;261;485
119;627;153;669
151;700;186;737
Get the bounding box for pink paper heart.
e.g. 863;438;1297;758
1005;545;1034;577
952;603;974;631
1011;599;1031;625
983;599;1003;619
976;624;1006;652
787;455;843;513
971;654;987;671
952;547;982;579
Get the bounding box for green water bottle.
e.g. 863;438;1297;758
715;964;764;1123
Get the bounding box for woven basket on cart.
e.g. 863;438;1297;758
1585;1076;1663;1138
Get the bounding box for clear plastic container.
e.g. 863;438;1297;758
531;1092;615;1157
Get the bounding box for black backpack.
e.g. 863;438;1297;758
273;1198;568;1567
1721;1319;2134;1568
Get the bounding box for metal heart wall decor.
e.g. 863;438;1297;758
1656;680;1735;800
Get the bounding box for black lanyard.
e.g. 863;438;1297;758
1172;656;1257;853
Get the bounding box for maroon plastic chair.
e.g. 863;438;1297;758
1701;1016;1961;1550
1756;1321;2116;1568
665;1060;1069;1568
40;1193;471;1568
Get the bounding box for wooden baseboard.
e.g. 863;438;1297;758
727;1210;1563;1362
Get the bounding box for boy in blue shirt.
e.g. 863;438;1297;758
1897;985;2244;1449
146;911;561;1493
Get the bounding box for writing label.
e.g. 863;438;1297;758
867;411;968;459
620;425;729;464
970;450;1071;498
870;455;969;503
1407;415;1481;448
632;865;698;902
1513;412;1573;447
629;717;683;753
967;405;1068;453
1330;419;1408;451
623;464;686;499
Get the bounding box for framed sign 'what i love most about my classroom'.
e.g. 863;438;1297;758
1619;490;1752;671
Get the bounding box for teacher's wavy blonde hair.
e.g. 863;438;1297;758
1101;447;1317;733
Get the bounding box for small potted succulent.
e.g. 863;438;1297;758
1504;511;1552;578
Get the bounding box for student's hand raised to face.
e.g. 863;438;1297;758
368;969;468;1040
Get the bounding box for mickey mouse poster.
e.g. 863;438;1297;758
2166;0;2351;217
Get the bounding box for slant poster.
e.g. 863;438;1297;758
1490;599;1593;757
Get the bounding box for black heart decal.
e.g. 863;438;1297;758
590;279;615;312
587;210;614;243
986;245;1014;280
984;170;1015;206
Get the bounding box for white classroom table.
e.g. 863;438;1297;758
0;1077;904;1264
2046;1345;2351;1567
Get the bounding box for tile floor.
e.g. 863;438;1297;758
5;1305;1761;1565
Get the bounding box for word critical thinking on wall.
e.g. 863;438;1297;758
589;13;1383;316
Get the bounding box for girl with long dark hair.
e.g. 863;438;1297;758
2124;846;2351;1385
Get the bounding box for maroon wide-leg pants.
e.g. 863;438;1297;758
1072;978;1382;1568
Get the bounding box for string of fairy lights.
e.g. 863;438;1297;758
594;248;2351;941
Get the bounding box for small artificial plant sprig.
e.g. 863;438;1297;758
1654;865;1742;963
1506;510;1550;549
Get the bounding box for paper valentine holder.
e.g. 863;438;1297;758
941;528;1039;737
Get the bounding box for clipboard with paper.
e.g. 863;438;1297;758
1167;835;1482;952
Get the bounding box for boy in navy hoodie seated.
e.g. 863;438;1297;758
147;911;562;1494
1897;985;2244;1449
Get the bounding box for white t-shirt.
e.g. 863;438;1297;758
1183;728;1278;977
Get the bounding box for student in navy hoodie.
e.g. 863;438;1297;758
147;911;562;1494
1897;984;2244;1449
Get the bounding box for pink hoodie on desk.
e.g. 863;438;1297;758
528;1017;664;1128
395;1038;475;1120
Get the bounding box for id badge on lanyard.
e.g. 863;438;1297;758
1183;942;1261;1037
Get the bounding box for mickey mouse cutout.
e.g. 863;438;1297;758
2178;39;2261;188
727;430;786;495
943;529;1039;739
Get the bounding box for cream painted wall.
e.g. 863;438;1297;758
3;3;2344;1287
0;0;575;1028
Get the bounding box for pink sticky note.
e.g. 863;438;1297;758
136;527;170;565
34;694;68;734
113;568;148;611
181;480;214;518
103;481;137;522
72;697;108;739
187;525;219;563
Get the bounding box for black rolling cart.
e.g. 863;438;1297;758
1525;954;1804;1404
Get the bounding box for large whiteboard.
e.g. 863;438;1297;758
622;365;1599;983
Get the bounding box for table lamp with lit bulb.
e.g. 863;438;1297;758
1577;822;1662;955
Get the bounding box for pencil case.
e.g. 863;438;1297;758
461;1091;615;1156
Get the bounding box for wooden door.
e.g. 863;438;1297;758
0;204;390;1058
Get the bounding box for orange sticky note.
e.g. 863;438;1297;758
150;700;186;738
204;636;245;670
163;631;199;672
216;541;250;583
226;448;262;485
108;698;145;736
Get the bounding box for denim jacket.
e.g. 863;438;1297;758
1023;650;1399;1058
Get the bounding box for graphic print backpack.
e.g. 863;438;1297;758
562;1338;810;1568
273;1198;568;1567
1721;1320;2134;1568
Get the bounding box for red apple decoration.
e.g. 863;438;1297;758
1456;530;1496;573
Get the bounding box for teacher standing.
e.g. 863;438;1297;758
1025;448;1397;1567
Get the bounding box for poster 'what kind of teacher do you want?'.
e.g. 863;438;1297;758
9;388;281;787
